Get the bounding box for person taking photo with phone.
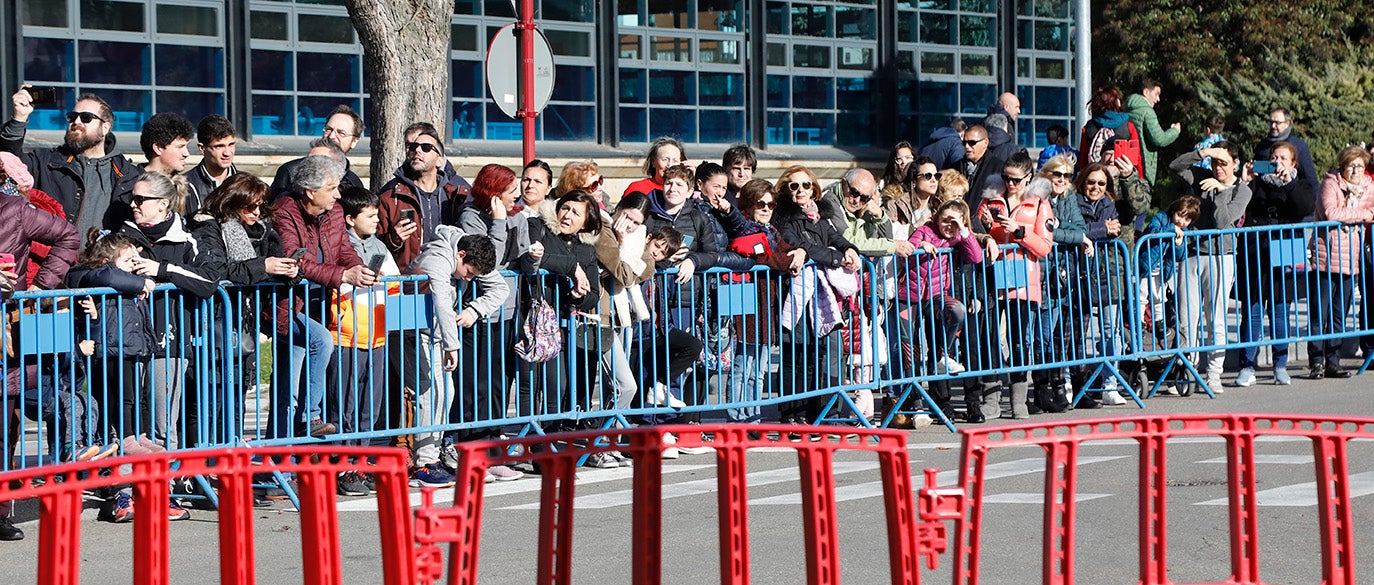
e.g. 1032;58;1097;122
377;122;471;269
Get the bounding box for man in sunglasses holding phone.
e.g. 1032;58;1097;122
376;122;471;269
2;87;144;244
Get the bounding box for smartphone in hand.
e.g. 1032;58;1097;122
367;254;386;273
399;209;416;223
1251;160;1278;175
290;247;308;261
27;86;58;105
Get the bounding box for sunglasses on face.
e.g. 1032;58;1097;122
586;177;604;189
914;172;939;181
1001;173;1029;184
1049;171;1074;180
405;141;440;154
845;188;871;203
754;200;777;210
962;138;985;147
1084;179;1108;187
787;181;813;191
243;202;263;211
65;111;103;124
131;195;161;206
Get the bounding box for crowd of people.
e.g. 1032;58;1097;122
2;80;1374;541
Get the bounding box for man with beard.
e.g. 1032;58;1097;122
376;122;470;269
183;114;239;216
1254;107;1318;192
0;88;143;241
270;105;367;198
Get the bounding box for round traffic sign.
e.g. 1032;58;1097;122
485;23;556;120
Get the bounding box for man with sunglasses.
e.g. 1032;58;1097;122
376;122;471;269
954;125;1006;211
2;87;144;243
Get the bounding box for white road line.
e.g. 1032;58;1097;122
1195;454;1312;465
981;493;1110;504
751;456;1127;506
500;461;879;511
1195;471;1374;507
335;464;714;512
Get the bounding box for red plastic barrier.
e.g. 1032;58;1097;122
0;446;416;585
419;424;945;585
938;414;1372;585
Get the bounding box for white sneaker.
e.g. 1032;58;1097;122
936;356;965;375
1101;390;1127;406
909;414;933;429
1205;375;1224;394
1234;367;1256;387
650;382;687;409
662;432;680;459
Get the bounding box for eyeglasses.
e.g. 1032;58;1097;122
915;172;939;181
753;200;778;210
1268;119;1288;126
1344;163;1368;171
131;195;161;206
1083;179;1108;187
65;111;104;125
1049;171;1074;180
656;156;681;165
323;126;354;139
845;188;871;203
962;138;985;147
405;141;440;154
787;181;813;191
1001;173;1029;184
243;202;263;211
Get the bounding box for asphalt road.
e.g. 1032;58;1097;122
3;363;1373;584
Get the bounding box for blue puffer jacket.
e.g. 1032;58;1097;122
66;264;156;358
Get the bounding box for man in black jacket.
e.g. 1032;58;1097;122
184;115;239;216
1;88;143;243
270;105;366;198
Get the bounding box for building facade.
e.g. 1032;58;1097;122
4;0;1079;154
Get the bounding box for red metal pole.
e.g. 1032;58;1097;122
517;0;536;165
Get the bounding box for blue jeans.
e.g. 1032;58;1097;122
289;313;335;425
726;343;770;423
1239;300;1291;370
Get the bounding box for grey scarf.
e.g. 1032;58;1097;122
220;219;257;262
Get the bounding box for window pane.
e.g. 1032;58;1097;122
767;111;790;145
620;69;647;103
699;73;743;107
793;45;830;69
649;70;695;105
620;107;647;143
156;91;221;124
834;6;874;40
551;65;593;102
792;76;832;109
454;0;480;15
541;0;593;23
619;35;642;59
961;0;994;12
836;110;875;147
80;41;149;85
542;105;594;141
897;12;916;43
1035;58;1065;79
698;0;743;31
767;74;790;108
616;0;642;26
961;54;992;76
920;13;953;45
647;0;689;27
650;108;696;142
81;0;145;32
699;110;744;143
251;11;288;40
1034;21;1068;51
921;52;955;75
453;100;483;140
297;52;359;93
837;47;872;71
699;39;740;64
766;1;787;34
451;60;482;98
917;81;958;114
1034;86;1069;116
960;83;996;115
23;0;67;27
1036;0;1070;19
792;112;832;146
836;78;872;111
790;4;830;37
960;16;995;47
484;0;516;18
157;5;217;36
545;30;591;58
24;38;74;82
766;43;786;66
486;103;522;140
98;90;152;133
452;24;479;51
156;45;223;88
650;37;692;62
298;14;355;44
252;50;293;91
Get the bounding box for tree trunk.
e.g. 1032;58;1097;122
344;0;451;190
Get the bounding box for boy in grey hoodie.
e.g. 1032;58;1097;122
404;224;509;486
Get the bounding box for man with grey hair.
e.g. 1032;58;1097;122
829;167;916;258
271;136;364;200
269;153;374;440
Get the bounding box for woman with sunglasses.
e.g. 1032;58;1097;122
555;160;606;207
771;164;862;428
704;178;807;425
1028;155;1088;413
971;152;1054;420
1066;163;1132;407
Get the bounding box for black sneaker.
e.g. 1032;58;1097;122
0;515;22;541
1324;364;1352;379
361;472;376;494
336;471;369;497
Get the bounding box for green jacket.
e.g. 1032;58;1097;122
1125;93;1180;185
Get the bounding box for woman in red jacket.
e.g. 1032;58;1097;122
972;152;1054;420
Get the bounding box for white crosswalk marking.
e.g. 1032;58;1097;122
981;493;1110;504
501;461;879;510
750;456;1127;506
1196;454;1312;465
1195;471;1374;507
